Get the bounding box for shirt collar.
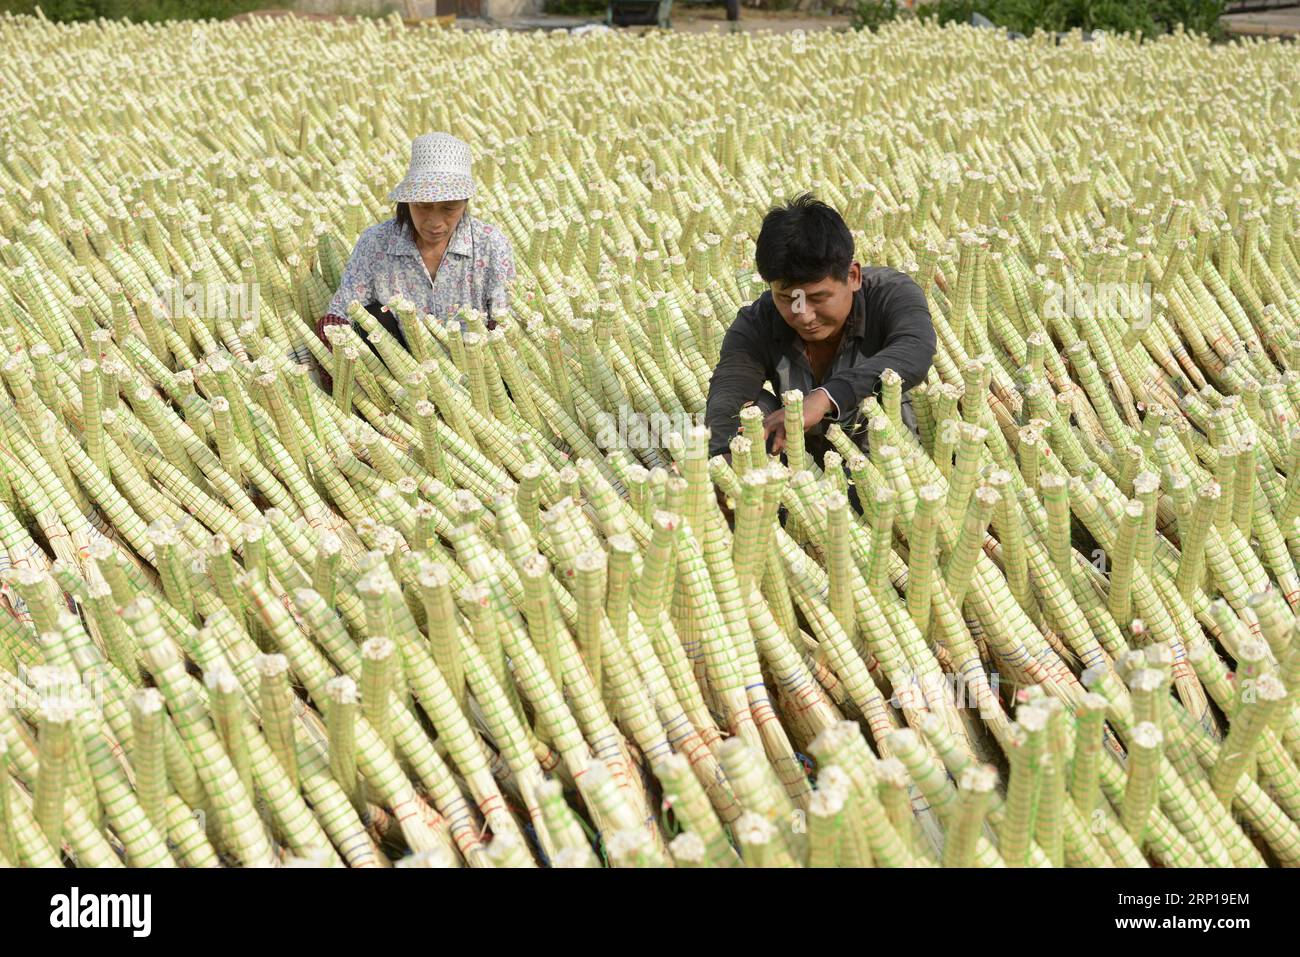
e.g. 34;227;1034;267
844;281;866;339
384;215;474;259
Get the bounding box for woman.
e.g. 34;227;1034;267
316;132;516;351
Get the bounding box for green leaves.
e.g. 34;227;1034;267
908;0;1224;37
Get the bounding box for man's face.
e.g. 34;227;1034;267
771;262;861;344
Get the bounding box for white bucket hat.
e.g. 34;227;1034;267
388;132;476;204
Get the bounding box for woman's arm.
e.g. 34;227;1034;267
316;227;382;346
481;222;517;324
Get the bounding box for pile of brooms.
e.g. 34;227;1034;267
0;12;1298;867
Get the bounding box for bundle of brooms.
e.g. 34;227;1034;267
0;12;1298;867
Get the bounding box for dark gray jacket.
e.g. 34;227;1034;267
705;266;936;459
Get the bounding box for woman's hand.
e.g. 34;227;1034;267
316;314;350;347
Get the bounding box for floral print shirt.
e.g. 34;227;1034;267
322;214;516;331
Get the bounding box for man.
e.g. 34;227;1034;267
705;193;937;464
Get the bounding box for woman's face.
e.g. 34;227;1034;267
410;200;468;247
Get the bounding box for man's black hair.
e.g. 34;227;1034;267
754;193;854;287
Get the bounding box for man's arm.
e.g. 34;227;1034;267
705;305;780;457
818;269;937;421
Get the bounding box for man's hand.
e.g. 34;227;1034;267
803;389;835;428
761;390;835;455
761;407;788;455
